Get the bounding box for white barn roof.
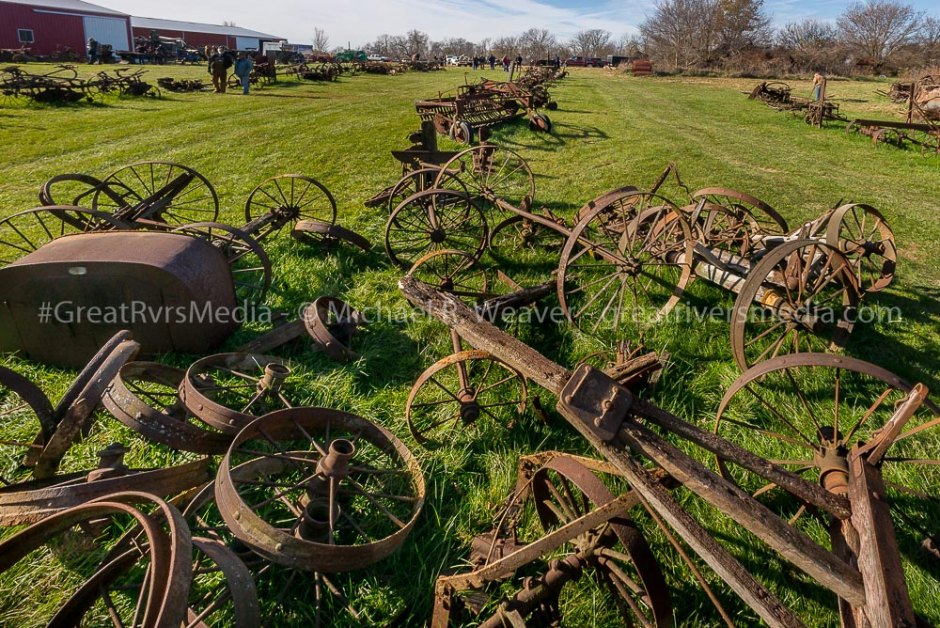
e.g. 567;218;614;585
131;16;281;40
0;0;128;17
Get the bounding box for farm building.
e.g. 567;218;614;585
130;17;282;51
0;0;132;56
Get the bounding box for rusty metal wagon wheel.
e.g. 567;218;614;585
730;239;860;370
529;112;552;133
406;350;527;448
180;353;295;435
0;497;191;627
93;161;220;225
530;456;672;626
557;195;694;335
244;174;337;229
39;173;114;207
690;187;788;253
0;205;128;265
102;361;231;455
171;221;272;303
407;249;488;303
435;144;536;212
290;219;372;252
215;407;426;572
305;296;365;361
449;120;474;144
385;188;489;268
0;365;56;482
488;213;567;263
824;203;896;293
385;167;468;215
714;353;940;530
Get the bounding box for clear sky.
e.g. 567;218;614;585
104;0;939;48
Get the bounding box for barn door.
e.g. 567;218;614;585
83;16;130;51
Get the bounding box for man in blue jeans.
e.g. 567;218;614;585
234;52;254;95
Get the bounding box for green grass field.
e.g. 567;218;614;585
0;63;938;626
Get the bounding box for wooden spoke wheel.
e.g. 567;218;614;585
215;407;426;572
435;144;536;212
385;188;488;268
93;161;220;225
531;456;673;626
405;350;527;448
0;205;127;265
730;239;860;370
244;174;337;231
714;353;940;531
180;353;295;435
824;203;896;293
557;194;694;335
171;222;272;304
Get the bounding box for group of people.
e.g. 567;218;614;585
207;47;255;95
471;54;525;71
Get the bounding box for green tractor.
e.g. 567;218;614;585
336;49;367;63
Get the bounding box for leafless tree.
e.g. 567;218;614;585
478;38;491;55
920;16;940;66
492;36;519;58
404;29;430;59
571;29;612;58
222;20;237;27
519;28;557;62
777;19;841;70
714;0;771;58
312;28;330;53
640;0;720;69
837;0;924;68
617;34;646;58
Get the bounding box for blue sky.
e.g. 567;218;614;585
106;0;939;47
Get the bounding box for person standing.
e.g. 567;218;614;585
234;52;253;95
87;38;98;64
488;53;496;70
502;55;510;71
812;72;825;101
208;47;232;93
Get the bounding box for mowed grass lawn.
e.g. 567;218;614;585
0;64;938;626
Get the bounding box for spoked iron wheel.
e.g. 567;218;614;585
406;350;527;448
215;407;426;572
180;354;295;435
39;173;118;208
714;353;940;532
530;456;673;626
435;144;536;212
730;239;860;370
407;249;489;303
0;496;191;627
171;222;272;303
824;203;896;293
0;205;127;265
557;195;694;335
93;161;220;225
183;479;366;627
488;214;566;264
244;174;337;235
690;187;789;247
385;188;488;268
0;366;56;484
385;167;468;215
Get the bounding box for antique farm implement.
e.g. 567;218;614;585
383;145;895;368
401;274;939;626
847;77;940;153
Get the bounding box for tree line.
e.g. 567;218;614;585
318;0;937;75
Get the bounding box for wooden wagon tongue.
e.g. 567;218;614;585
400;274;928;626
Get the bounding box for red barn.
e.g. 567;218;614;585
131;17;282;52
0;0;131;56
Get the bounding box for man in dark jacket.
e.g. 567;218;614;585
208;47;233;93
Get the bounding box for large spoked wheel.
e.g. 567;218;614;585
730;239;860;370
0;205;127;265
405;350;527;448
690;188;789;244
244;174;337;230
180;354;295;435
215;407;426;572
93;161;220;225
385;167;468;215
714;353;940;529
435;144;536;212
531;456;673;626
407;249;488;303
488;214;566;264
385;188;488;268
557;194;694;335
824;203;896;293
172;222;272;304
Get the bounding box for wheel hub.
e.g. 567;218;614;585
430;228;447;243
458;389;480;423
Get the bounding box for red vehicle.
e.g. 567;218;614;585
565;56;603;67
